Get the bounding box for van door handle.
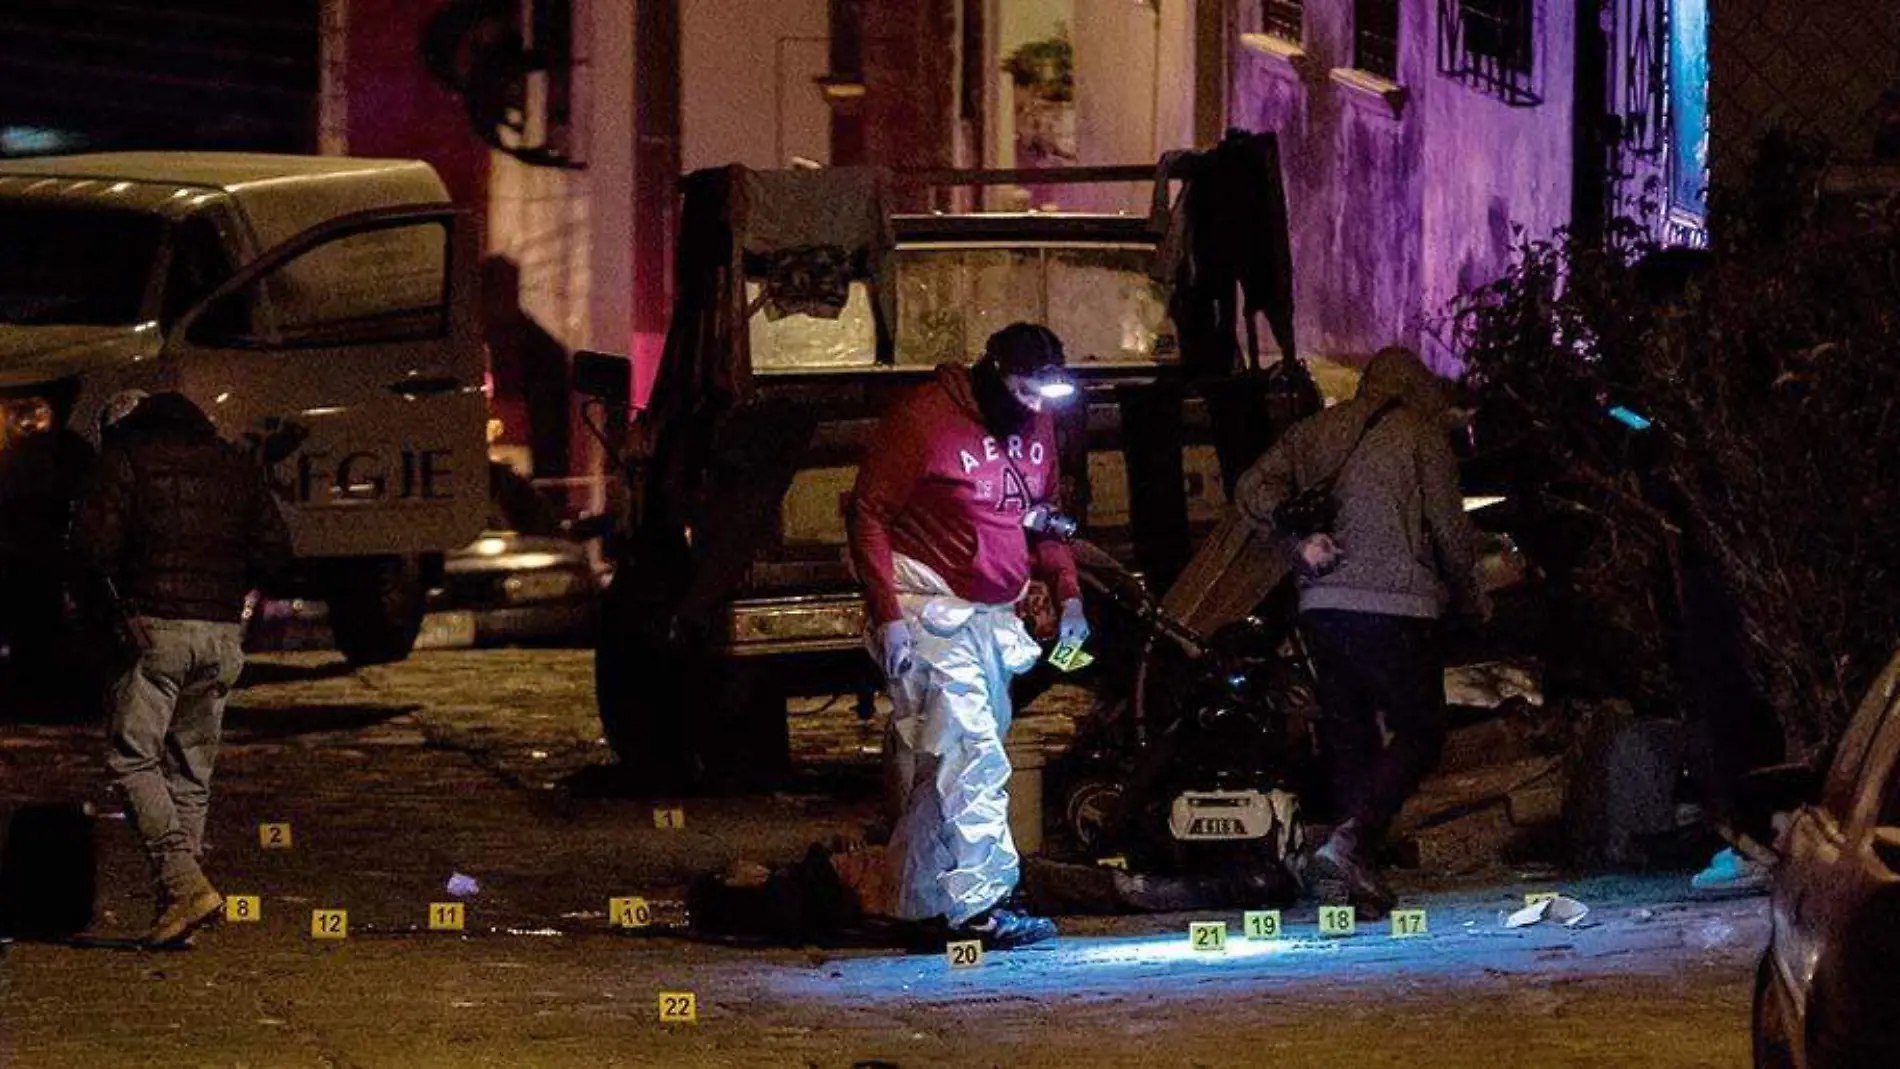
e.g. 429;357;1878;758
385;375;463;396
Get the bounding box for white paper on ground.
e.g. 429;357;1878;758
1504;895;1591;929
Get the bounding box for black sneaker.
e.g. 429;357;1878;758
958;908;1057;950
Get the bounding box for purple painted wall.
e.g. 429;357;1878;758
1228;0;1574;371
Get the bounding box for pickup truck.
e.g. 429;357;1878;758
0;153;489;666
577;157;1325;789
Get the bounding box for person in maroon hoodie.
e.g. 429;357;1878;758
848;323;1087;949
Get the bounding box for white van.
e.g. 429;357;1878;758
0;153;488;663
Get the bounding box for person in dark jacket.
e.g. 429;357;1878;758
73;391;291;947
1235;347;1487;916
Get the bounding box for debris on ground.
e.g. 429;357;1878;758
1504;895;1591;929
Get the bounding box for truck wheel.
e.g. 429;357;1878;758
1062;775;1127;857
595;579;698;789
595;579;792;792
327;556;426;666
702;661;792;790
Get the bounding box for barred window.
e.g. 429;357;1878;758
1354;0;1400;82
1261;0;1304;44
1438;0;1541;105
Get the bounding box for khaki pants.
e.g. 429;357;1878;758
105;618;244;897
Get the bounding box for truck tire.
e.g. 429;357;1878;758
327;556;426;666
595;577;792;792
705;661;792;789
595;579;697;789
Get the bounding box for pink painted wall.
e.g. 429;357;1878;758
343;0;491;250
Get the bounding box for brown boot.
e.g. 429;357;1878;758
147;877;223;948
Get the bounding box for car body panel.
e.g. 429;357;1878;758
1762;648;1900;1066
169;205;488;558
0;153;449;252
0;153;485;564
434;531;600;646
0;323;162;390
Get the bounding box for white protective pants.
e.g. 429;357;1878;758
879;556;1042;925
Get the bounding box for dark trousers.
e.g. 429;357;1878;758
1301;610;1448;845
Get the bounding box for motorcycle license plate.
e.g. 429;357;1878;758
1169;791;1272;841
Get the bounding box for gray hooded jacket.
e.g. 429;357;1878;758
1235;349;1483;621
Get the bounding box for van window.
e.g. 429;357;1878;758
0;203;162;327
190;218;450;349
162;216;235;330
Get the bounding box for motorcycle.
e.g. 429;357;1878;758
1050;534;1323;881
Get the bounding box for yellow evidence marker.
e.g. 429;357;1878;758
946;939;985;969
611;897;653;929
1244;910;1282;940
1318;905;1357;937
658;992;698;1023
225;896;262;923
310;910;348;940
1095;856;1129;870
1189;921;1228;952
259;823;293;849
1390;909;1428;937
653;807;686;830
1047;639;1094;673
429;903;466;931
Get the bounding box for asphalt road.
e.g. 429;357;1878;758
0;650;1767;1068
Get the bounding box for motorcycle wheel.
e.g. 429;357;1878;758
1062;776;1128;857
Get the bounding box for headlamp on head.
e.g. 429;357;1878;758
1034;372;1077;402
985;322;1076;404
0;396;54;448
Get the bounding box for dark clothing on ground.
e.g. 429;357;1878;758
1302;610;1449;839
686;845;1299;949
1016;857;1298;916
73;393;291;623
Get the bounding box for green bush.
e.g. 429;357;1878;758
1003;31;1074;104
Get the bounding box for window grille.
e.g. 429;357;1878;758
1261;0;1303;44
1354;0;1400;82
1438;0;1541;105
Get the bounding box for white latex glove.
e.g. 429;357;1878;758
1058;597;1090;645
879;619;915;680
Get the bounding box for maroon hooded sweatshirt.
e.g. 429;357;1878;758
848;364;1081;626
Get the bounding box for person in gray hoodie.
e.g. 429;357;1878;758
1235;346;1487;914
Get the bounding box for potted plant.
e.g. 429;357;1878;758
1004;27;1078;169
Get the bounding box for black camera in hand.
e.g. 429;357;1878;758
1022;504;1079;542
